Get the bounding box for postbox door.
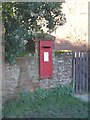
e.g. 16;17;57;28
40;41;52;78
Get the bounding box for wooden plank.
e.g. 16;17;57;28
84;52;87;93
79;52;83;94
82;52;85;93
88;52;90;92
72;52;75;92
81;52;84;94
78;52;80;94
85;52;88;93
75;52;80;94
74;52;76;93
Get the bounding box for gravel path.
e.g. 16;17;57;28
74;94;90;102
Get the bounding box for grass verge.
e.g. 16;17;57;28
2;85;89;118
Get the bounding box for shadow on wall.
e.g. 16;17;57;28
55;38;88;52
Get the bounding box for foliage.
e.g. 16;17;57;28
52;85;74;96
55;50;72;56
34;85;73;100
4;26;28;63
2;2;66;63
3;85;88;118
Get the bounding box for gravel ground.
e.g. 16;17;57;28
74;94;90;102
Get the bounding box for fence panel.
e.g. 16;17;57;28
72;52;88;94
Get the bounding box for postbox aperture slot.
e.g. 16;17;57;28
42;46;51;48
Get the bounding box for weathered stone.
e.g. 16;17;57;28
3;51;72;102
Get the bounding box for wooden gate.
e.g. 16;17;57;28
72;52;88;94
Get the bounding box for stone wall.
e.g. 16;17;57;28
3;54;39;102
54;52;72;85
3;52;72;102
4;64;20;99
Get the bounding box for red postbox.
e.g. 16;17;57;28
40;40;53;79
